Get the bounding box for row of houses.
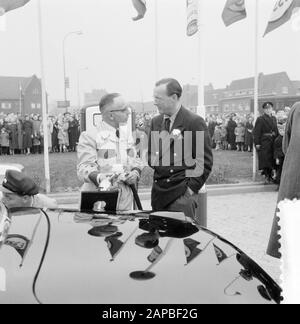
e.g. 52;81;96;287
181;72;300;116
1;72;300;117
0;75;43;116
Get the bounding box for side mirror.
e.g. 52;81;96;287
0;202;11;250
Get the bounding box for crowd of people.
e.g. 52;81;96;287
0;112;80;156
0;104;291;187
207;108;290;153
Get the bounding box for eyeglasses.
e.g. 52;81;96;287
110;106;130;114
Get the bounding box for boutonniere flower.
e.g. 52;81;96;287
171;129;183;140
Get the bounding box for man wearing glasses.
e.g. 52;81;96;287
77;93;143;211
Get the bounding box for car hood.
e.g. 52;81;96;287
0;208;281;304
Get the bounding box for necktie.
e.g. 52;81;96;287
164;118;171;133
116;129;120;138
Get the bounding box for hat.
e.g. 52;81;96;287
0;170;39;196
262;102;274;110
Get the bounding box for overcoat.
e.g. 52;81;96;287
267;102;300;258
244;121;254;147
253;114;278;170
226;119;237;145
7;123;18;150
22;120;33;148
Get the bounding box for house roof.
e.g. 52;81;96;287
0;76;34;100
228;72;294;94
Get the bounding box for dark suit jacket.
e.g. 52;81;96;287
148;106;213;211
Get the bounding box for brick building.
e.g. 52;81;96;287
181;72;300;116
220;72;299;115
0;75;42;115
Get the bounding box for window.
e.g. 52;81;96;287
282;87;288;95
36;103;41;109
33;88;39;95
1;102;12;109
31;103;37;109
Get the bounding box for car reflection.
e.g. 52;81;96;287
0;207;282;304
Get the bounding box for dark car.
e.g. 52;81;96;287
0;205;281;304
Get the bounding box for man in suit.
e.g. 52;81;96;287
253;102;279;184
148;78;213;221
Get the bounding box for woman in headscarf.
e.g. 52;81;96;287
267;102;300;258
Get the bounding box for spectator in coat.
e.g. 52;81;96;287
227;114;237;150
51;117;59;153
220;124;228;150
68;116;80;152
32;115;41;154
235;122;245;152
273;124;285;185
213;126;222;151
244;116;254;152
22;115;33;155
7;116;19;155
253;102;279;184
58;116;69;153
0;128;10;155
16;114;23;153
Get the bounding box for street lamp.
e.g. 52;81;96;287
77;67;88;109
63;30;83;110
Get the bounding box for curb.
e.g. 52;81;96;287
49;182;278;205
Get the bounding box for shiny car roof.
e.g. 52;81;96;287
0;208;281;304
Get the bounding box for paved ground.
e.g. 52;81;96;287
140;192;281;282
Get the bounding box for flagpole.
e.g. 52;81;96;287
253;0;259;182
197;0;205;118
37;0;51;193
154;0;159;80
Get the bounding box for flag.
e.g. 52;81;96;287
264;0;300;36
187;0;198;37
105;233;124;259
222;0;247;27
213;244;228;264
5;234;30;259
184;238;202;264
0;0;30;15
132;0;146;21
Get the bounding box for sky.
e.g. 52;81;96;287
0;0;300;106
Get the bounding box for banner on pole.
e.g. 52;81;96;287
264;0;300;36
187;0;198;36
222;0;247;27
0;0;31;15
132;0;146;21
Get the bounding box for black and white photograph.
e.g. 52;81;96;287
0;0;300;307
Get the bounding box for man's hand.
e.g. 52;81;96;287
124;170;140;185
256;145;261;151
